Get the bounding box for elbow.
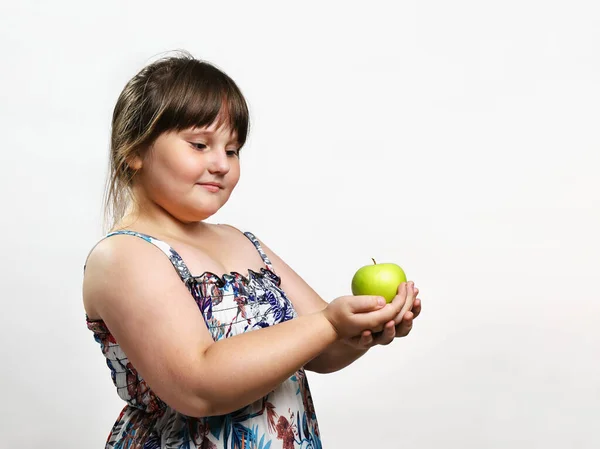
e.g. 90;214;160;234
164;393;216;418
175;397;245;418
162;382;242;418
155;353;258;417
152;374;220;418
304;360;336;375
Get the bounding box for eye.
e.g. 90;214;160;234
190;142;207;150
226;149;240;157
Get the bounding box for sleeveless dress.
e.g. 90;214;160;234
85;230;322;449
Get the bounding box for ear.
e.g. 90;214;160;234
126;154;143;171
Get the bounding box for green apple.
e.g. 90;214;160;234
351;259;407;303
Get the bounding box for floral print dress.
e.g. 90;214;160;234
85;230;322;449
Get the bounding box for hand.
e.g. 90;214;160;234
322;294;405;339
343;282;422;349
394;285;421;338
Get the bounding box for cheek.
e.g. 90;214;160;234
142;153;198;198
228;160;241;184
165;152;205;181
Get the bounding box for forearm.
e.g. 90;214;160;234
196;312;337;415
305;341;368;374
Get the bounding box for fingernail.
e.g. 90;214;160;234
377;297;386;306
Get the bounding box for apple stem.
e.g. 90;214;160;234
372;258;377;265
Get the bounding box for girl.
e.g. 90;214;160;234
83;51;422;449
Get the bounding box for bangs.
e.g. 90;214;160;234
152;59;249;147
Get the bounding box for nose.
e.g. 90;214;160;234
207;148;231;175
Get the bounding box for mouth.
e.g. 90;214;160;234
197;182;223;192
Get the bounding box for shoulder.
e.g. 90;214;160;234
213;223;260;247
214;223;249;237
82;232;185;318
84;231;176;274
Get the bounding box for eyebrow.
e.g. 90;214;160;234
183;129;239;145
184;129;214;136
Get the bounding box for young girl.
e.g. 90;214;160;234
83;52;422;449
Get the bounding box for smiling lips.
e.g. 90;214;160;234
197;182;223;193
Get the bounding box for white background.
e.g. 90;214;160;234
1;1;599;447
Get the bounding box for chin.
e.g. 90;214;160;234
190;205;223;222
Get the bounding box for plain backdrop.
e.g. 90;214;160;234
1;1;599;448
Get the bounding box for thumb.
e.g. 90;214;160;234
350;295;386;313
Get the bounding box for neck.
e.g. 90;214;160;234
115;193;211;240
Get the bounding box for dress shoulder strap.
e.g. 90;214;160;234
242;231;276;274
84;230;192;282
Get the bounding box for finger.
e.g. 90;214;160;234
389;282;407;311
390;283;407;307
363;301;405;330
396;310;414;329
398;281;416;319
360;330;374;347
347;335;361;346
412;299;422;318
393;285;413;325
357;285;407;330
373;320;396;346
396;281;407;295
360;329;371;341
395;312;414;337
371;324;385;333
347;330;368;346
350;295;387;313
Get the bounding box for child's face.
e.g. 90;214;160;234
132;119;241;222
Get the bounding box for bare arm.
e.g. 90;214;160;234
83;236;400;416
255;237;419;374
199;312;336;413
252;240;370;373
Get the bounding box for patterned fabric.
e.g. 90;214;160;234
86;230;322;449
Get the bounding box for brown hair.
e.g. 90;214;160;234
103;51;250;231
